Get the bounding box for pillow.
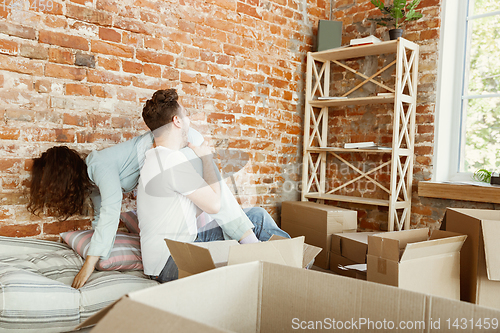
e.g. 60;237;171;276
0;249;84;286
120;210;140;234
60;231;143;271
0;235;70;256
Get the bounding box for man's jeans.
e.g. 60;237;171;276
151;207;290;283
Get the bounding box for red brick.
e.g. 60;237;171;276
140;10;159;24
66;3;112;25
90;85;113;98
162;67;179;80
70;0;92;4
0;158;22;173
144;36;163;50
97;56;120;71
114;17;151;34
122;31;142;47
207;113;235;124
91;40;134;58
63;113;88;126
49;48;74;64
39;30;89;51
420;29;439;40
116;89;136;102
237;2;261;18
45;15;67;29
111;116;132;128
143;63;162;78
122;60;142;74
66;83;91;96
136;49;174;66
45;63;86;80
88;69;131;86
43;219;91;235
0;21;36;40
0;126;20;140
99;27;121;43
0;38;18;55
0;224;41;237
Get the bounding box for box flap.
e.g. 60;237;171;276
400;234;467;262
190;240;239;267
368;228;429;261
90;297;229;332
269;235;322;268
481;219;500;281
165;239;219;276
227;236;304;268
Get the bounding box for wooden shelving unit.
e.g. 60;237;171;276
301;38;419;231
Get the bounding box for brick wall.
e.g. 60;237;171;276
0;0;329;240
330;0;500;231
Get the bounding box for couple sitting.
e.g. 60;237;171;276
28;89;289;287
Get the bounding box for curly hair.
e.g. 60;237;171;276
142;89;182;131
27;146;93;219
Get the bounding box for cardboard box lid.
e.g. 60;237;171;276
166;236;306;277
227;236;304;268
269;234;322;268
368;228;429;261
481;219;500;281
368;228;465;263
400;232;466;262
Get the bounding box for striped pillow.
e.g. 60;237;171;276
60;231;143;271
120;210;140;234
0;235;70;256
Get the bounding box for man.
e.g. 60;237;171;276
137;89;290;282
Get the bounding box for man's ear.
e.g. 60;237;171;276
172;115;182;128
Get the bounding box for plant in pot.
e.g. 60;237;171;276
369;0;423;40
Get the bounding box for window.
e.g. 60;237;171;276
435;0;500;181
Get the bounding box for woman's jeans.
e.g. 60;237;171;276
151;207;290;283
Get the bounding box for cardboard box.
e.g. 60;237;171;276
329;252;367;280
78;261;500;333
281;201;357;269
367;228;466;300
443;208;500;309
331;231;381;263
166;236;322;278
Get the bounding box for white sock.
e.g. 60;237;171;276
239;232;259;244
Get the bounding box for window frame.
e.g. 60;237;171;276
434;0;500;182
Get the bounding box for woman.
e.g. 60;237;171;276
28;123;203;288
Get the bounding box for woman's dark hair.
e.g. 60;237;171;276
142;89;182;131
27;146;93;219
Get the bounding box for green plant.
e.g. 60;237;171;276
472;168;492;183
370;0;423;29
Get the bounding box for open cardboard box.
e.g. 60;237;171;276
77;261;500;332
166;236;322;278
443;208;500;309
331;231;382;263
367;228;466;300
281;201;357;269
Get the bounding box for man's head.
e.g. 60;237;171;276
142;89;190;146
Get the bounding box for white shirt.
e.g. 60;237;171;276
137;146;206;275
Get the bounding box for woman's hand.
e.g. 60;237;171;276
72;255;99;289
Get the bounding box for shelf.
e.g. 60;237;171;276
308;95;394;107
307;147;392;153
306;147;412;156
310;38;418;62
305;193;410;209
418;181;500;204
304;193;390;206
